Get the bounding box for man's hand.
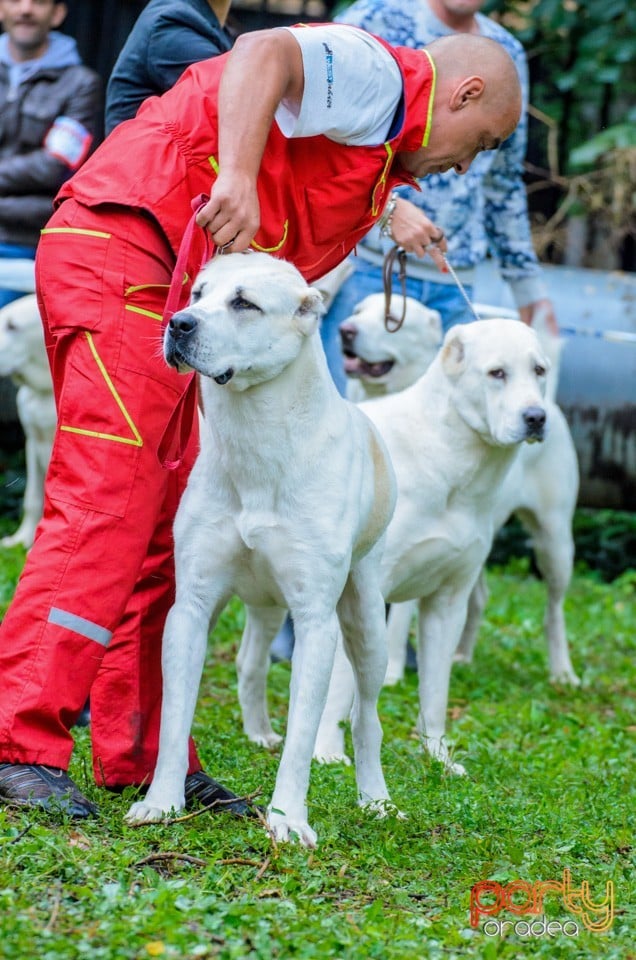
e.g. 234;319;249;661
388;198;448;271
195;171;261;252
519;298;559;336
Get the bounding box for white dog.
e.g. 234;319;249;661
125;252;397;847
0;295;55;549
338;293;579;691
307;316;554;773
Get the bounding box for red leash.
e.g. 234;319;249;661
158;194;214;470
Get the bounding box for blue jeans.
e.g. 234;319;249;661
0;242;37;308
319;258;475;395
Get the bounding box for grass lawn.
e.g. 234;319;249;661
0;524;634;957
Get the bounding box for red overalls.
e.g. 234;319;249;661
0;30;435;787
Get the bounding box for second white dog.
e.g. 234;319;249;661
125;252;397;847
0;295;55;549
338;293;579;690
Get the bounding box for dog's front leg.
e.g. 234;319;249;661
125;597;215;824
416;591;472;776
267;609;341;848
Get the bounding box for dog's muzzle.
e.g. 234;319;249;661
165;310;197;370
523;405;547;443
339;322;395;380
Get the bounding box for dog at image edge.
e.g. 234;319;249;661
0;295;56;550
125;251;399;847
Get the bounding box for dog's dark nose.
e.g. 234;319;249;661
339;321;358;346
169;311;197;336
523;406;546;431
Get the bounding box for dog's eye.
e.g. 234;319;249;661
535;364;546;377
230;294;262;314
488;368;506;380
6;320;16;331
190;289;202;304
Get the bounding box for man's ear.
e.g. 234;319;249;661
293;288;324;336
441;327;467;377
51;3;68;29
449;76;485;111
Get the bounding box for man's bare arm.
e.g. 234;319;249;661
195;29;305;250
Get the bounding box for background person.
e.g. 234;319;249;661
0;24;521;818
105;0;234;136
319;0;558;394
0;0;101;307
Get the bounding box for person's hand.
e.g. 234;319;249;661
195;171;261;252
519;298;559;336
388;198;448;271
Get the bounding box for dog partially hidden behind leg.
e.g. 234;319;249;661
125;252;398;847
0;295;55;549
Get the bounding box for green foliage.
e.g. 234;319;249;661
0;560;634;958
485;0;636;172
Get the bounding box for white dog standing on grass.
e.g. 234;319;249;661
0;295;56;549
339;293;579;690
125;252;397;847
312;316;553;773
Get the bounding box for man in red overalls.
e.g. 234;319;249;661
0;24;521;816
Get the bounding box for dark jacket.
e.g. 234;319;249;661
0;37;101;247
105;0;233;135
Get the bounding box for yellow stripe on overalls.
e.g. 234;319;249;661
41;227;112;239
59;332;143;447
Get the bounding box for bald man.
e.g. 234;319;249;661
0;24;521;819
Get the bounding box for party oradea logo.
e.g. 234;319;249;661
470;868;614;938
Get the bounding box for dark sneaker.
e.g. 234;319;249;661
0;763;97;818
184;770;259;817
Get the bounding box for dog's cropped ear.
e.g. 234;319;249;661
293;288;325;336
441;326;467;377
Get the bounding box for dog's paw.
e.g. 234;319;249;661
313;749;352;766
360;798;407;821
452;650;474;665
383;667;405;687
550;667;581;687
267;809;317;848
0;531;31;550
124;796;184;825
249;730;283;750
425;739;467;777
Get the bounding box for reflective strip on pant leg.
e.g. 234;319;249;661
48;607;112;647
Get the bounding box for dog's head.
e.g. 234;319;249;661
164;252;325;390
0;295;44;380
440;318;550;446
339;293;442;397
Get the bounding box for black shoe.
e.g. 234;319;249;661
184;770;258;817
0;763;97;818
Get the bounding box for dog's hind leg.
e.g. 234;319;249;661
237;604;286;748
518;507;579;686
313;634;353;764
454;570;489;665
338;553;395;814
385;600;417;685
416;590;471;776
